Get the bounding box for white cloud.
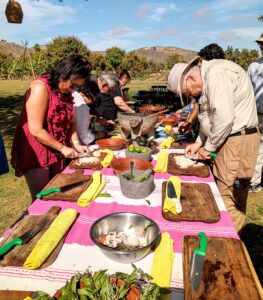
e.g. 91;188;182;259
137;3;151;20
150;28;177;39
137;2;177;22
150;7;167;22
78;27;146;51
81;36;135;51
106;27;145;38
195;5;212;20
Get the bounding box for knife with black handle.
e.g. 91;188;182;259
190;232;208;292
167;181;182;214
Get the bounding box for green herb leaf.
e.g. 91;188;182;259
145;199;151;206
97;192;111;197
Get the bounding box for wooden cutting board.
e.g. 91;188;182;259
0;290;37;299
68;152;107;170
162;182;220;223
183;236;263;300
41;173;92;201
167;154;210;177
0;206;65;268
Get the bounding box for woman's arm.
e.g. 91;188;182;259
26;81;78;158
70;117;90;153
113;96;134;112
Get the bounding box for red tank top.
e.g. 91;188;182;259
11;75;73;177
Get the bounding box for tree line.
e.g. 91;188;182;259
0;36;259;80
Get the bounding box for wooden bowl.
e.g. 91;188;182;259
139;106;165;115
96;138;127;151
158;115;166;121
162;117;178;126
110;158;153;176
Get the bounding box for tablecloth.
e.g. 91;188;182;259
0;148;239;299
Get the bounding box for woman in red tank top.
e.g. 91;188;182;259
11;55;92;200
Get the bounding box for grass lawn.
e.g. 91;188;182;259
0;79;262;284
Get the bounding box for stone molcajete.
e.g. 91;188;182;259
117;112;159;140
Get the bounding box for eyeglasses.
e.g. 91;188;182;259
69;80;83;91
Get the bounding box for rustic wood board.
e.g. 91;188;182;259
0;291;38;299
41;173;92;201
68;152;107;170
162;182;220;223
183;236;263;300
167;153;210;177
0;206;65;269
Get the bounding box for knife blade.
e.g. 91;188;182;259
167;181;182;214
0;219;48;257
190;232;208;292
186;153;217;161
36;179;89;199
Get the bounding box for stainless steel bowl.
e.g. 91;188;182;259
90;212;160;263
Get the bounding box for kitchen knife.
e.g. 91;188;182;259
0;219;48;257
167;181;182;214
186;153;217;161
36;179;89;199
190;232;208;292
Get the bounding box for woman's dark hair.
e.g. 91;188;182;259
198;43;225;60
48;55;92;90
76;78;100;102
119;69;131;79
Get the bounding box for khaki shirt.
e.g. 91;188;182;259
196;59;258;152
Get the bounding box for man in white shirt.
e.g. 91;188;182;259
247;33;263;192
167;57;260;233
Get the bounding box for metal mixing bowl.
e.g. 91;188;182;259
90;212;160;263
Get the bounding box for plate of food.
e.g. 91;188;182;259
68;150;107;170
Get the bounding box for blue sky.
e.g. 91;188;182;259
0;0;262;53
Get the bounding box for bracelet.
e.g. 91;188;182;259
73;140;80;145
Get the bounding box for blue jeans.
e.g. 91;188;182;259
0;132;8;175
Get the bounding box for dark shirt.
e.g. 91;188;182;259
95;93;118;121
111;87;122;98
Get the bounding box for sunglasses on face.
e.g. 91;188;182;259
68;79;84;90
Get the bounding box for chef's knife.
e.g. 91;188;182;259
186;153;217;161
36;179;89;199
167;181;182;214
0;219;48;257
190;232;208;292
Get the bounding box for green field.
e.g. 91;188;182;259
0;79;262;284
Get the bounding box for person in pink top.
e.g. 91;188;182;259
11;55;92;200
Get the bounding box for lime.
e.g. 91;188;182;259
140;147;148;153
128;145;135;152
135;147;141;153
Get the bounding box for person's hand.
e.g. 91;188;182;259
185;142;202;155
178;121;192;134
97;117;114;126
74;143;90;154
60;145;78;158
197;147;211;160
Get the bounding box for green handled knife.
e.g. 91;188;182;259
186;153;217;161
190;232;208;292
0;219;48;257
36;179;89;199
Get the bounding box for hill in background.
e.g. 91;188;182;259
0;40;197;64
135;46;197;63
0;40;23;56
